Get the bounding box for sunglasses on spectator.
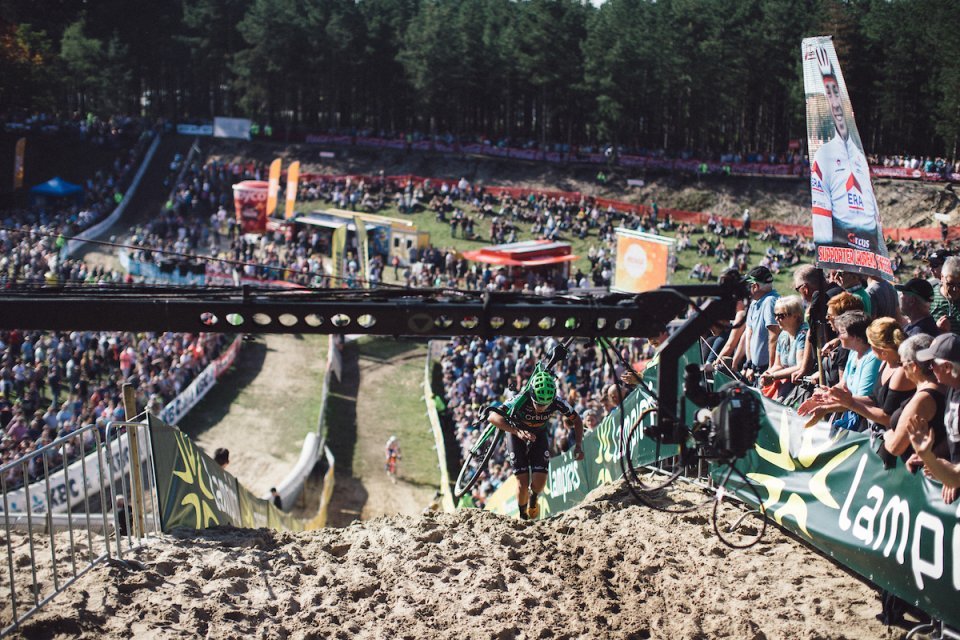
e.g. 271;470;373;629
774;312;791;319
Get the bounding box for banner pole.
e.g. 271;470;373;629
122;384;146;538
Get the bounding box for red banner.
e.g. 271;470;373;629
232;180;269;234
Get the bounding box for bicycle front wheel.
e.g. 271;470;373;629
453;426;502;501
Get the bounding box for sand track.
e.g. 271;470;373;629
13;482;901;640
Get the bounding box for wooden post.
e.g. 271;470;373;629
122;384;145;538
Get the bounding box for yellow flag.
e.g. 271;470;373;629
354;216;369;288
266;158;281;216
330;224;346;285
13;137;26;190
284;161;300;219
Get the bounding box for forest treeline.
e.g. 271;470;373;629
1;0;958;158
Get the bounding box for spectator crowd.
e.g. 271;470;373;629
703;255;960;507
0;116;234;490
4;127;960;517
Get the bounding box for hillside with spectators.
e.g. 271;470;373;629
204;139;957;230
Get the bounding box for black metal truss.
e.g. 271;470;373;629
0;283;738;339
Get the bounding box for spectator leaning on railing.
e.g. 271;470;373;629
877;334;946;468
733;266;780;381
820;317;913;433
907;332;960;504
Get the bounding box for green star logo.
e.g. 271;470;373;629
172;431;220;529
748;408;857;538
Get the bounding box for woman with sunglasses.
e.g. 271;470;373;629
487;370;585;521
758;295;808;402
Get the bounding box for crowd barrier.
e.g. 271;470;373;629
293;131;960;183
117;254;308;289
267;334;338;517
424;342;456;513
0;336;240;516
1;418;161;634
0;423;149;516
477;349;960;629
149;413;302;532
60;132;161;260
721;389;960;629
306;445;336;530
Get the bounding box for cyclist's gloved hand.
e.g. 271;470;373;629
573;445;584;461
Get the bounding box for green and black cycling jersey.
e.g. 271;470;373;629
503;392;575;429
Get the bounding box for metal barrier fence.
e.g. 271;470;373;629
0;419;160;635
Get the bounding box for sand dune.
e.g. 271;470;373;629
12;480;900;640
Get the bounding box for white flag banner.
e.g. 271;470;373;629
802;36;892;280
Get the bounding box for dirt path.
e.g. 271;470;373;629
354;344;435;520
186;334;327;498
325;340;437;526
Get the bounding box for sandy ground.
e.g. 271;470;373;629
11;480;901;640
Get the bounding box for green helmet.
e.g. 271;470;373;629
529;370;556;406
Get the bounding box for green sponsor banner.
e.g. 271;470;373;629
238;483;270;529
486;342;701;517
714;391;960;627
149;415;241;530
151;414;304;532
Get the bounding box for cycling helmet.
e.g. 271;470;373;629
530;371;556;406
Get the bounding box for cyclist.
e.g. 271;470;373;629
487;369;584;520
385;435;401;481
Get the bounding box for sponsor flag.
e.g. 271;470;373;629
13;137;26;190
354;216;369;288
330;224;347;286
232;180;269;234
802;36;892;279
612;228;674;293
284;161;300;219
267;158;281;216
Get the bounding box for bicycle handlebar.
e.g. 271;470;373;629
544;336;575;371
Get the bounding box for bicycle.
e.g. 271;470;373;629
452;337;573;502
386;451;400;484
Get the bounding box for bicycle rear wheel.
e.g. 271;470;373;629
453;425;502;501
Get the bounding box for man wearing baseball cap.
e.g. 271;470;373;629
911;332;960;502
925;249;952;286
895;277;939;337
733;266;780;379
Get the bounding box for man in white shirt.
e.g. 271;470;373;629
809;47;882;253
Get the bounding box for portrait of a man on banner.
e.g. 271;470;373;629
803;37;892;279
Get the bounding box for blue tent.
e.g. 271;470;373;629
30;176;84;198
